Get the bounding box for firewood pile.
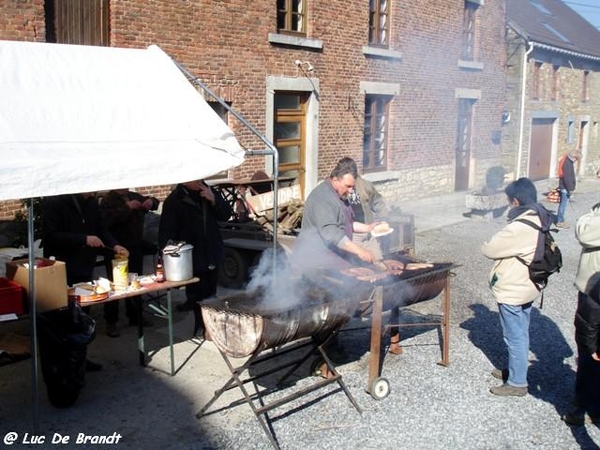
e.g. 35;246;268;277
255;199;304;234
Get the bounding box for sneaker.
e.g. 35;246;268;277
491;368;509;382
490;383;527;397
106;323;120;338
563;410;600;426
556;222;570;229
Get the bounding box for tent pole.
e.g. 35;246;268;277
27;198;40;432
172;59;281;277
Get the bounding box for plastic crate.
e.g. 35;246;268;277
0;277;25;315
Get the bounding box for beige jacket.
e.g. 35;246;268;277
481;210;541;305
354;177;388;224
574;207;600;294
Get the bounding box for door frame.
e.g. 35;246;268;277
266;76;320;197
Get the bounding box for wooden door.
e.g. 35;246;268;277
529;118;553;181
274;92;307;195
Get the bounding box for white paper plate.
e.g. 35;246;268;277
371;227;394;238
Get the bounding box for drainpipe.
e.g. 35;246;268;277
516;42;533;179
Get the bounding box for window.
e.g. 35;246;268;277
567;116;575;144
551;65;559;101
582;70;590;102
528;0;551;15
363;95;390;172
532;61;542;100
46;0;110;46
277;0;306;34
368;0;389;47
455;99;474;191
274;92;307;189
461;1;478;61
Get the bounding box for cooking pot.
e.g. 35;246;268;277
163;243;194;281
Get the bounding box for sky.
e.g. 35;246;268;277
564;1;600;30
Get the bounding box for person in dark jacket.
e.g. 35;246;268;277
556;151;582;229
101;189;160;336
563;203;600;426
42;193;128;284
158;180;231;337
42;192;128;370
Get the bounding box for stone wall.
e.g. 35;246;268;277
503;28;600;181
0;0;506;220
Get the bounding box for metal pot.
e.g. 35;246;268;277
163;243;194;281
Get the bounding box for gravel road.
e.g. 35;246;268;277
1;180;600;450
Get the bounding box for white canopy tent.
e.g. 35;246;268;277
0;40;250;429
0;40;246;200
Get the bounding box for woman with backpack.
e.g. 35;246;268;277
481;178;557;397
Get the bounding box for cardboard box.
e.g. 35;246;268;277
0;277;25;315
5;258;68;312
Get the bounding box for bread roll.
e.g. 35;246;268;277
372;222;390;234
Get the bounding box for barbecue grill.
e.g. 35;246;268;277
311;252;457;400
197;286;364;450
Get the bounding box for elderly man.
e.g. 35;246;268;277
291;158;377;271
556;150;582;229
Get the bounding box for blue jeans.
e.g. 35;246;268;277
557;188;570;223
498;302;532;387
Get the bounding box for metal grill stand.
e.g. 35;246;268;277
196;334;362;450
362;267;453;400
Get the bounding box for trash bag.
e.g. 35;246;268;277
37;300;96;408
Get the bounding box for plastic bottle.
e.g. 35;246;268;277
155;254;165;283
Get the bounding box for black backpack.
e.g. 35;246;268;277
516;219;562;303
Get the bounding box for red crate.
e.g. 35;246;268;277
0;277;25;315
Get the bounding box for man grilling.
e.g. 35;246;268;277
291;157;378;271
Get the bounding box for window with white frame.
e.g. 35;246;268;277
363;95;391;172
582;70;590;102
567;116;575;144
461;1;478;61
551;65;559;101
368;0;389;47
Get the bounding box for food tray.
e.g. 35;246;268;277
68;285;109;302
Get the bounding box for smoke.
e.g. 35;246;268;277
246;247;311;310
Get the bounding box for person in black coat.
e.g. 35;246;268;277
563;277;600;426
42;193;128;284
158;180;231;337
101;189;160;335
42;192;128;370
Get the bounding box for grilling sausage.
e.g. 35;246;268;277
382;260;405;271
356;272;391;283
405;262;434;270
341;267;376;277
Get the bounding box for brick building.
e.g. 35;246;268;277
0;0;506;220
503;0;600;184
